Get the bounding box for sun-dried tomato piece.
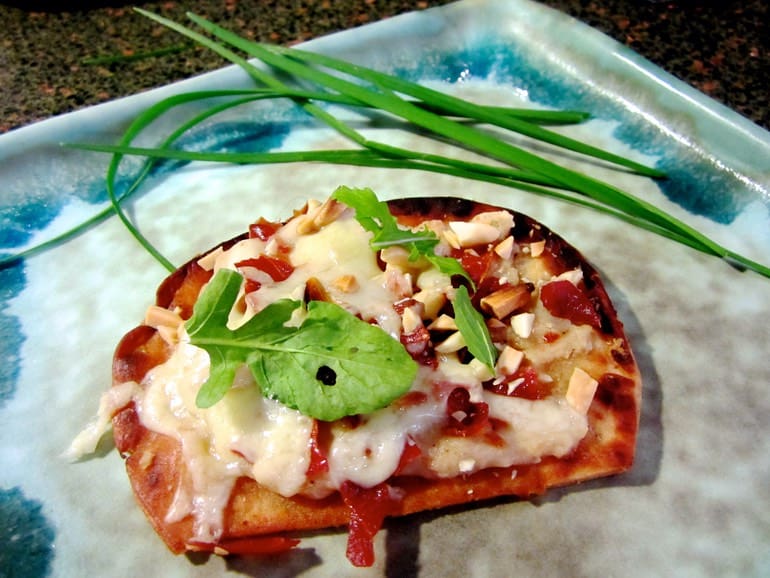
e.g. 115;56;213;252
484;366;551;400
400;325;437;368
458;249;498;287
540;279;601;329
445;387;490;437
236;255;294;282
248;218;281;241
394;437;422;475
210;536;301;555
306;420;329;478
340;482;400;567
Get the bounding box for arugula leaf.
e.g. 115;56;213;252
331;186;473;285
331;186;434;248
187;269;418;420
452;286;498;370
331;186;498;369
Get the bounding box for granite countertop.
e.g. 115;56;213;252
0;0;767;134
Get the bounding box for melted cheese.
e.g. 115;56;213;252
429;397;587;477
93;203;612;544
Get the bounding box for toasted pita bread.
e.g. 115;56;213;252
110;196;641;563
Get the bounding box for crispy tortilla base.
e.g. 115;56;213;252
111;197;641;554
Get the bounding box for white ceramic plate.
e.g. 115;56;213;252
1;1;769;576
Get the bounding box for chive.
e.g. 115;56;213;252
180;12;768;278
4;9;767;283
187;13;661;178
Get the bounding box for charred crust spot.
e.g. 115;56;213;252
596;374;639;436
543;234;582;272
596;373;637;408
611;343;634;365
113;404;142;456
388;197;478;220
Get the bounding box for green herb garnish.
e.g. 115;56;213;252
452;286;498;370
188;268;418;420
3;9;768;283
331;185;498;368
331;186;472;285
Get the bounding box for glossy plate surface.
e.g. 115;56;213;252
1;1;768;576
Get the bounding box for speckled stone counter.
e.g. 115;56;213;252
0;0;767;133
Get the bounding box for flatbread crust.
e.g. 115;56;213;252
111;197;641;555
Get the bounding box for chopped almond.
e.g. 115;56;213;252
295;198;346;234
305;277;331;302
428;314;458;331
493;235;515;260
495;346;524;377
434;331;466;353
485;318;508;342
566;367;599;414
529;240;546;257
144;305;183;330
413;289;447;320
333;275;359;293
312;198;346;228
511;312;535;339
401;307;423;334
480;284;533;319
196;247;223;271
448;221;500;247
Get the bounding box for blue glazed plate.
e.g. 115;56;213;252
1;1;769;576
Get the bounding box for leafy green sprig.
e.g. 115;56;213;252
331;186;498;369
189;268;418;419
331;186;472;285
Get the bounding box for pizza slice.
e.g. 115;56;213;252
77;187;641;567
